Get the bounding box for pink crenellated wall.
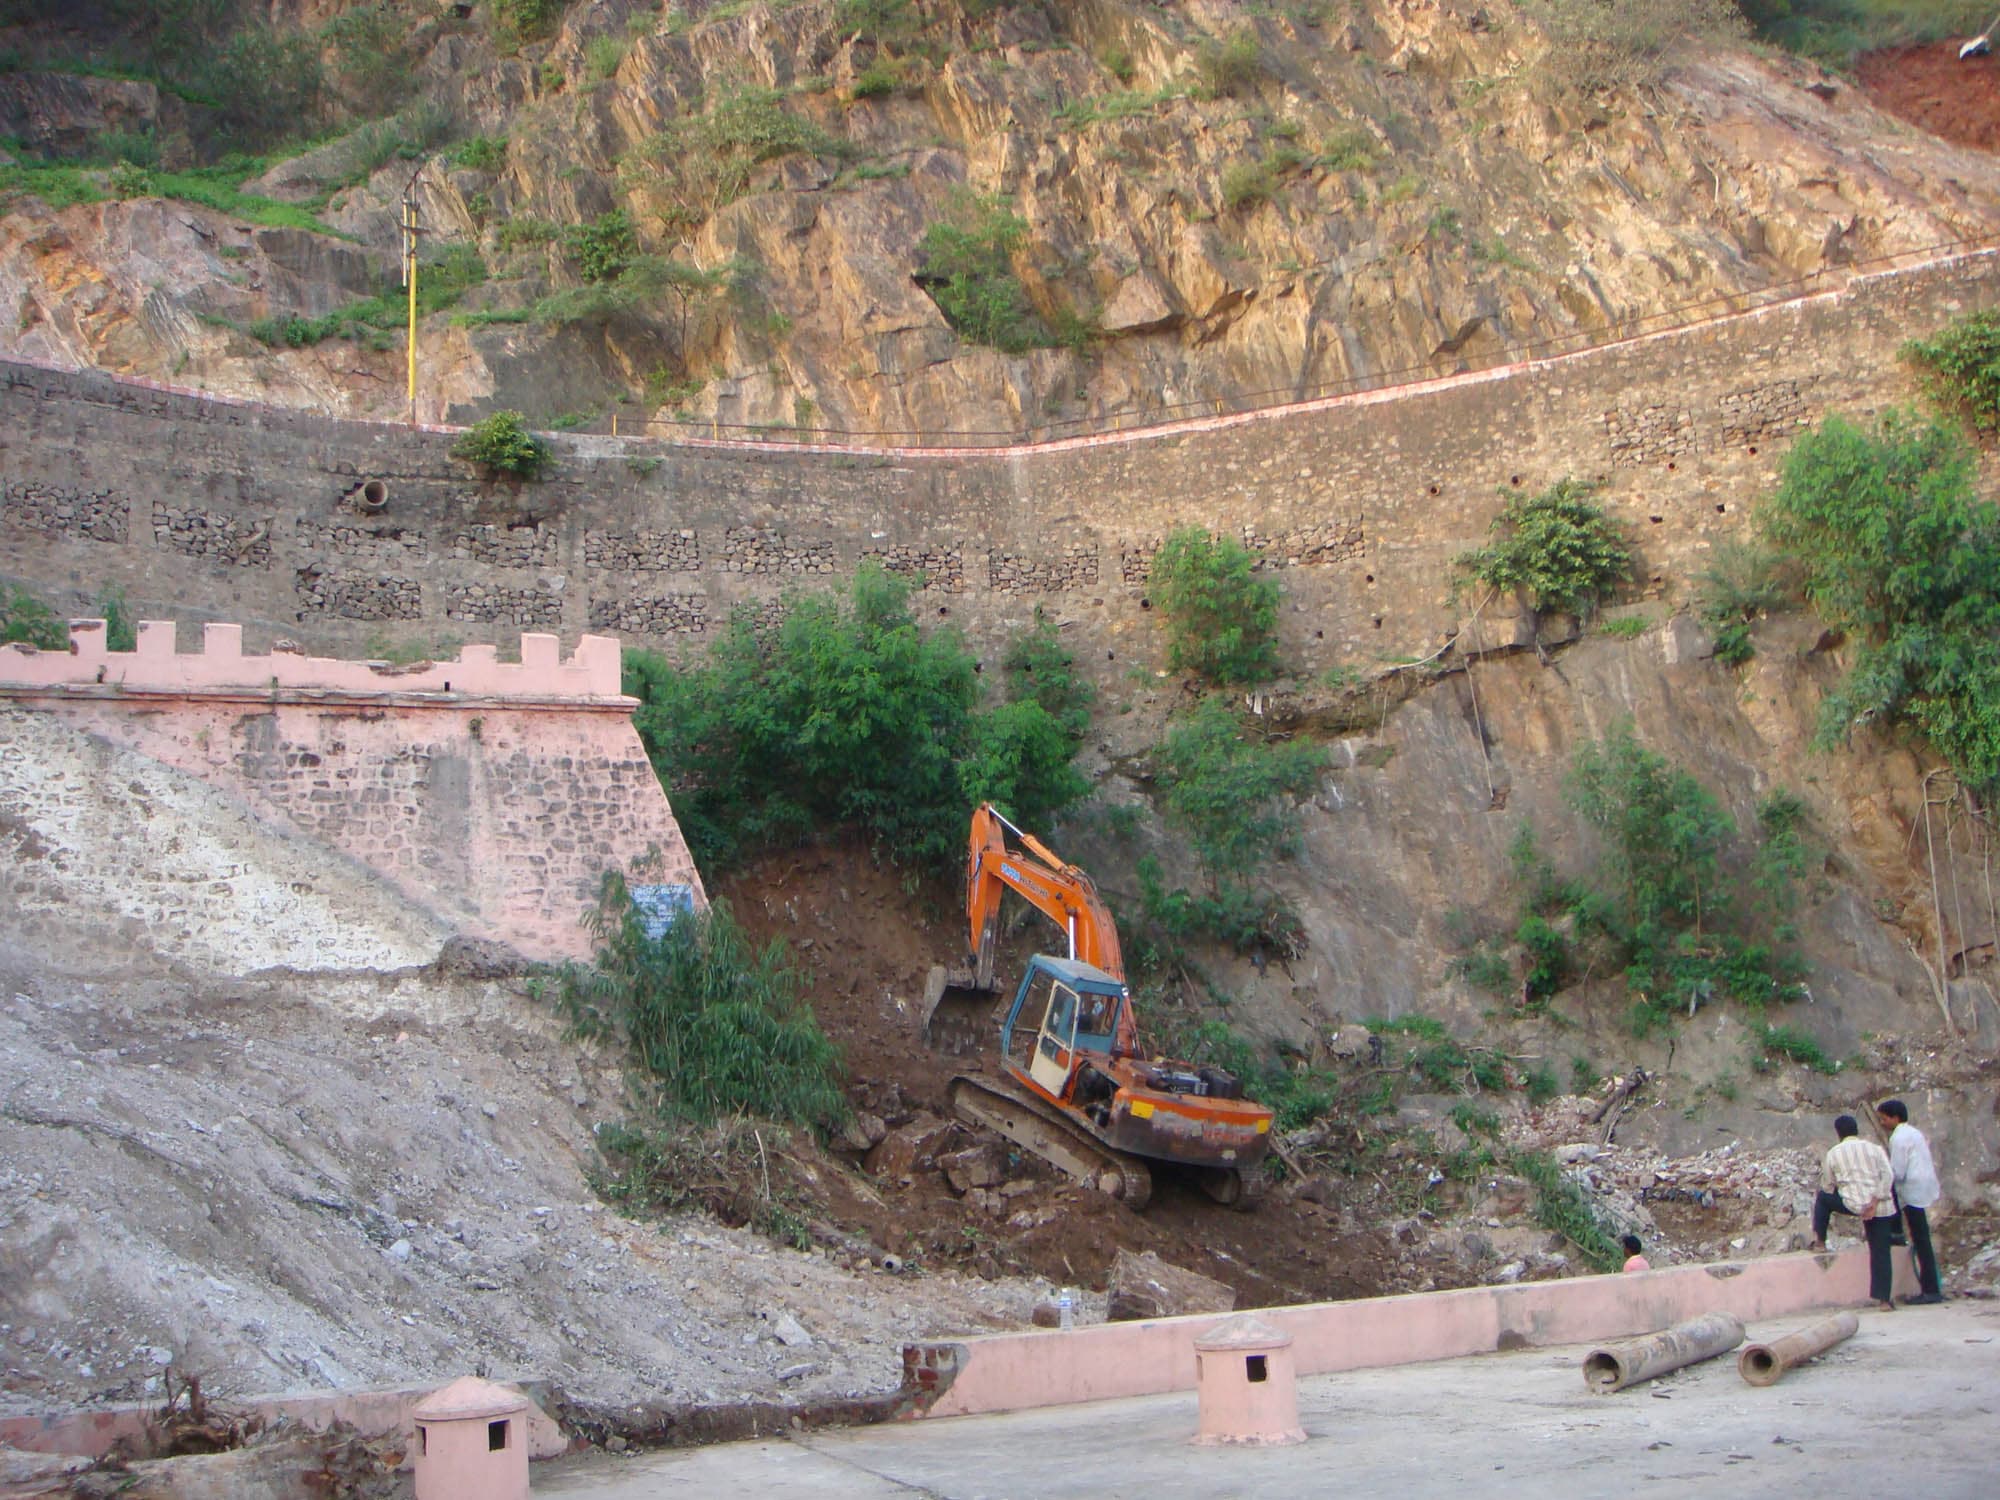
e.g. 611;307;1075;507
901;1246;1917;1419
0;622;704;962
0;619;624;698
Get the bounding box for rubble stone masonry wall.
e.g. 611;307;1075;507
0;624;705;962
2;251;1996;682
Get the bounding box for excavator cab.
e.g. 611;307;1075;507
1008;957;1125;1097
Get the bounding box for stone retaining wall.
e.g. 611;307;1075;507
1;250;1995;680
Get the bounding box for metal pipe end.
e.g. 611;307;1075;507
1582;1352;1624;1392
1739;1346;1780;1387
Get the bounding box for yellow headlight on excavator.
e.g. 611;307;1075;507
1255;1117;1270;1132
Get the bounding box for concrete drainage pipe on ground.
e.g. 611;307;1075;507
1583;1312;1746;1393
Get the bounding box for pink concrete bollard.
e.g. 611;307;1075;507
1191;1314;1306;1447
411;1377;532;1500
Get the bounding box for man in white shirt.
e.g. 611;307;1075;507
1810;1114;1898;1311
1877;1098;1944;1304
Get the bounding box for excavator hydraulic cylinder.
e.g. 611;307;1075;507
1737;1311;1858;1387
1582;1312;1745;1393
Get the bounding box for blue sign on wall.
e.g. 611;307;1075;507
629;883;696;940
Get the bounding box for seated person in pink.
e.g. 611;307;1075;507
1621;1234;1650;1273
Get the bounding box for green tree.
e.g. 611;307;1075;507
1762;411;2000;791
1001;605;1093;747
916;194;1046;354
1563;723;1808;1026
1157;698;1327;887
1566;723;1730;946
624;564;1089;874
1150;526;1281;686
1457;478;1632;619
563;208;638;284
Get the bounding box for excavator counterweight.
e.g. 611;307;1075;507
922;804;1275;1207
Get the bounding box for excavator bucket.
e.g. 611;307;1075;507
919;965;1000;1057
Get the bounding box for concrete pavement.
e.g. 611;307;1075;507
535;1300;2000;1498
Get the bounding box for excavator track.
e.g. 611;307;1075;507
947;1075;1153;1211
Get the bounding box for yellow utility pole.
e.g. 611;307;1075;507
401;163;427;427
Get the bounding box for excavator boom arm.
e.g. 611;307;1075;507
963;803;1124;988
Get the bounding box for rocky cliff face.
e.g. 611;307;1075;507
3;1;1998;430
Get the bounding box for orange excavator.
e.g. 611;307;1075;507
920;804;1274;1209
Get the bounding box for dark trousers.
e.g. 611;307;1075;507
1811;1190;1895;1302
1903;1204;1942;1297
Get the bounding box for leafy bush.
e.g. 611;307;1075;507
849;58;905;99
555;882;848;1132
916;194;1050;355
1564;722;1809;1029
245;244;488;348
1318;128;1378;172
1195;29;1266;98
450;410;551;477
323;2;414;113
1365;1014;1508;1094
1755;1020;1840;1075
1000;605;1093;745
97;586;137;651
1456;477;1632;619
1149;525;1281;686
1904;311;2000;437
584;34;627;85
198;19;326;147
450;135;509;173
495;217;559;250
624;564;1088;874
1524;1061;1562;1105
1761;411;2000;791
1696;540;1789;666
1;585;68;649
492;0;569;45
835;0;919;43
563;208;638;283
622;87;847;237
108;160;151;198
1446;946;1514;994
1220;159;1275;212
1136;858;1307;957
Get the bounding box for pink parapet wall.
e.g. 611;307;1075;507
901;1246;1918;1420
0;619;624;698
0;621;705;963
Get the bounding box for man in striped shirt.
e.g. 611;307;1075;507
1809;1114;1898;1311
